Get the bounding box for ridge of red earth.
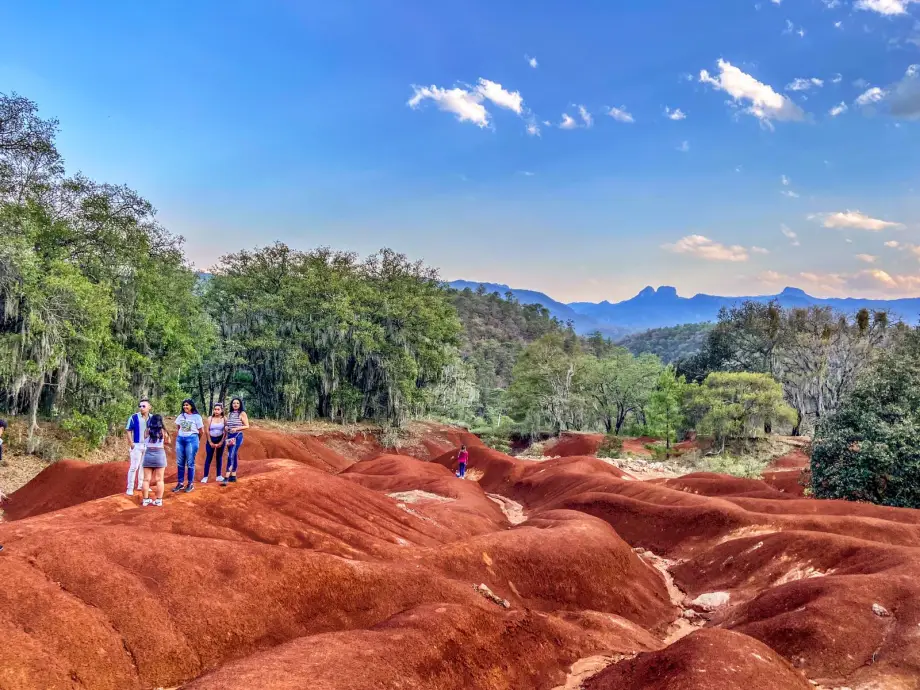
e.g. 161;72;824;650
1;424;919;689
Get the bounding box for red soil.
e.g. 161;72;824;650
3;424;920;689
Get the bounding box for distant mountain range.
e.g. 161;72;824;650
448;281;920;335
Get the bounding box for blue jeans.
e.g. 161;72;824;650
226;433;243;474
457;462;466;478
176;435;199;484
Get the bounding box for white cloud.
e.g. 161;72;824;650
853;78;870;89
759;270;786;284
810;210;905;231
699;59;805;127
856;253;878;263
885;240;901;248
520;171;536;177
408;85;491;127
527;55;538;69
832;74;843;84
607;106;635;123
855;0;919;16
781;175;791;186
829;101;848;117
784;20;807;36
578;105;593;127
542;120;552;126
781;224;801;246
856;86;887;106
526;122;541;136
665;107;687;120
824;0;842;7
772;0;782;4
752;246;770;254
786;77;824;91
475;79;524;114
663;235;750;261
560;113;578;129
908;65;920;78
835;20;844;28
781;189;801;198
677;140;690;152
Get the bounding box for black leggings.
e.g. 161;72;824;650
202;436;225;479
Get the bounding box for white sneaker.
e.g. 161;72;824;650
216;476;224;482
142;498;152;507
153;499;163;507
126;489;135;496
201;477;208;484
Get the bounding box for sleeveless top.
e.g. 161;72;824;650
209;417;225;436
227;411;244;434
146;432;165;450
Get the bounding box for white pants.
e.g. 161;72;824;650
127;444;145;491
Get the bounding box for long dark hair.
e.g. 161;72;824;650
180;398;199;415
148;414;165;443
229;397;245;413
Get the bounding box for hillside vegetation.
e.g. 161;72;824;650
618;322;713;363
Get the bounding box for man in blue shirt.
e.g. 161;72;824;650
124;399;151;496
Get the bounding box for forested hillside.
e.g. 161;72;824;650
618;322;713;363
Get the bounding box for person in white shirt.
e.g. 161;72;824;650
124;399;151;496
173;399;203;493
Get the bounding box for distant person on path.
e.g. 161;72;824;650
456;444;469;478
201;402;227;483
173;399;203;493
142;414;169;507
221;397;249;486
0;418;7;466
124;399;151;496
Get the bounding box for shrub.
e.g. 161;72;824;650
596;434;624;459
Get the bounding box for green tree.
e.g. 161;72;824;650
646;366;687;450
811;328;920;508
509;333;584;434
580;349;662;434
687;372;795;451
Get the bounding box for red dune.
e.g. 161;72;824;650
2;423;920;689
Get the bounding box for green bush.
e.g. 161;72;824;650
811;330;920;508
596;434;624;458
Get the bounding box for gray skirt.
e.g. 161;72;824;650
143;448;167;469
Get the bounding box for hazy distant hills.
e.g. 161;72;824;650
448;281;920;335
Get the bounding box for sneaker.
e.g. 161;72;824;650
220;479;229;486
184;483;194;493
171;483;185;493
153;499;163;507
126;489;135;496
229;476;237;483
201;477;209;484
142;498;152;507
215;475;224;482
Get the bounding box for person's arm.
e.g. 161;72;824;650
239;412;250;430
205;417;215;447
197;414;205;442
125;416;136;448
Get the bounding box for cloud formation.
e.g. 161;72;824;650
856;86;887;106
607;106;635;123
526;55;538;68
475;79;524;114
699;59;805;127
856;254;878;263
665;107;687;120
663;235;750;261
786;77;824;91
829;102;848;117
578;105;593;127
810;210;904;231
781;224;801;246
408;85;491;127
889;64;920;119
855;0;919;15
560;113;578;129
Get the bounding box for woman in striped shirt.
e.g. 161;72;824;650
222;397;250;486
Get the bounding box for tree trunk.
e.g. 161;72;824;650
791;408;803;437
26;378;43;453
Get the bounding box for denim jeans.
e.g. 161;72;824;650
226;432;243;473
203;435;225;479
175;435;199;484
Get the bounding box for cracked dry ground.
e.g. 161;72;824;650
2;427;920;689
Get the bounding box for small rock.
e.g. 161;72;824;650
681;608;703;620
474;583;510;609
872;603;890;618
690;591;731;612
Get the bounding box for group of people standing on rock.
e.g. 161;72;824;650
125;397;250;507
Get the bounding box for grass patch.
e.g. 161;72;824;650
678;450;770;479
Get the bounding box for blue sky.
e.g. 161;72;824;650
1;0;919;302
